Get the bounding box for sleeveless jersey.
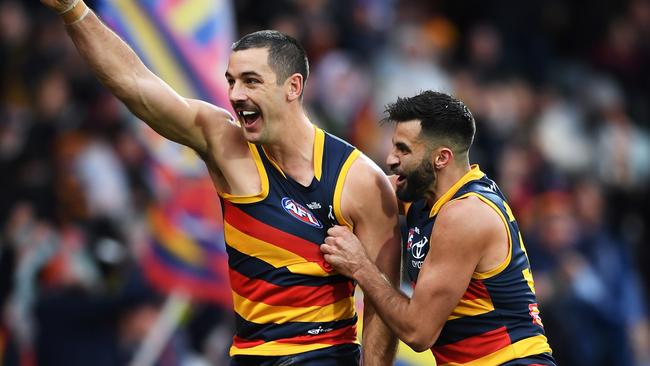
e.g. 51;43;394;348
219;127;360;357
404;165;556;366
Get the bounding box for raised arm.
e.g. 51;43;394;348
41;0;234;155
339;156;401;366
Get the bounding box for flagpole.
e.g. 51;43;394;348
129;291;190;366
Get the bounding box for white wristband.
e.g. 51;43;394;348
66;7;90;25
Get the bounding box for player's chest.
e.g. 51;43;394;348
405;217;436;282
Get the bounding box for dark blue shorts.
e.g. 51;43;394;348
229;344;360;366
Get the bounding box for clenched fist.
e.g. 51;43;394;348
320;225;373;279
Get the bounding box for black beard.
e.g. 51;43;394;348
396;158;436;202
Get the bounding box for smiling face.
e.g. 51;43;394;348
226;47;288;144
386;120;437;202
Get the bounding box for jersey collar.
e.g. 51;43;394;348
429;164;485;218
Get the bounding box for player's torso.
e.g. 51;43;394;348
220;127;361;357
404;166;556;366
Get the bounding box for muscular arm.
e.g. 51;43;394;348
324;197;506;352
47;1;234;155
339;156;401;365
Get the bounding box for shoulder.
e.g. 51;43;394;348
195;102;242;132
341;153;398;223
346;153;394;199
192;101;247;152
434;195;504;248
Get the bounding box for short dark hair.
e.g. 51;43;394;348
232;30;309;92
384;91;476;155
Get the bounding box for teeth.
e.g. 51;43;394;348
242;111;257;116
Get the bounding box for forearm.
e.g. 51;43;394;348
355;265;434;352
60;3;206;151
65;7;148;105
362;298;397;366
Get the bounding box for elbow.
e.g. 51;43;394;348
404;337;434;353
402;328;440;353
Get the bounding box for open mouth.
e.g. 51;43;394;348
396;174;406;186
237;109;261;127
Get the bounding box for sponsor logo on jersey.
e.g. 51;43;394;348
306;201;322;210
410;236;428;260
307;326;333;335
281;197;323;228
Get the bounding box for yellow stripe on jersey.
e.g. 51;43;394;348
231;291;355;324
230;341;332;357
333;149;361;229
218;143;270;204
285;262;336;277
438;335;552;366
403;201;413;216
223;221;328;275
430;165;485;218
447;297;495;320
313;127;325;181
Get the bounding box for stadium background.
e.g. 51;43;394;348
1;0;649;365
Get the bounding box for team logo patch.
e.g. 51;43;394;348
529;303;544;327
407;227;428;260
281;197;323;228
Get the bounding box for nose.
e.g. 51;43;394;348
229;81;248;103
386;151;399;170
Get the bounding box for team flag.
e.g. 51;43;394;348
97;0;235;305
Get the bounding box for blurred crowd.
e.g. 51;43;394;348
1;0;649;365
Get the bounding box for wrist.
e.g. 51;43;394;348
61;0;90;25
352;258;377;283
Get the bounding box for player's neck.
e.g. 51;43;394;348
426;162;472;207
263;112;315;183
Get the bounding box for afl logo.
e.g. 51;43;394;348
281;197;323;228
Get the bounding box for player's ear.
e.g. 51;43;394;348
286;73;303;102
433;147;453;169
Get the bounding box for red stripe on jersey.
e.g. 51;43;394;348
223;202;328;268
462;279;490;301
229;269;354;307
432;326;511;364
232;336;265;349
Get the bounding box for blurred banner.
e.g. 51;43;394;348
97;0;234;306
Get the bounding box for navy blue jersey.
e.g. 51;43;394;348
220;127;360;356
404;165;556;365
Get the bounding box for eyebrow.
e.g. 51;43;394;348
225;71;264;79
395;141;411;153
